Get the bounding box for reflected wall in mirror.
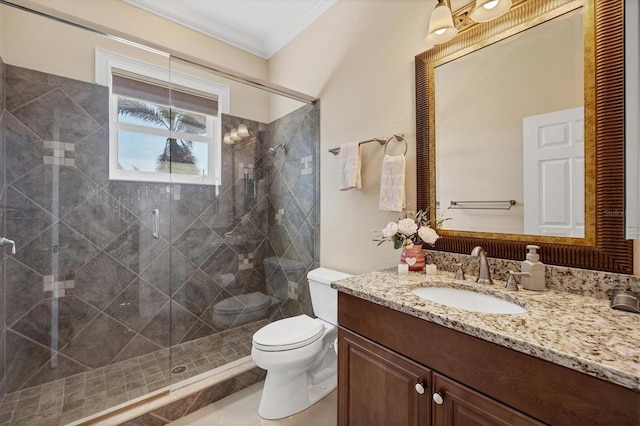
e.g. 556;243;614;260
416;0;633;273
435;9;584;237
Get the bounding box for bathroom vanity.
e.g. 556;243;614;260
334;271;640;425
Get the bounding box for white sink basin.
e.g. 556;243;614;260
412;287;527;314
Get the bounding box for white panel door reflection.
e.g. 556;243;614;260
523;107;584;237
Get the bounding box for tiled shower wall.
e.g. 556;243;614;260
0;53;7;401
1;64;318;395
265;104;318;318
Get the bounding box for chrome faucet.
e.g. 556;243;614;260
0;238;16;255
470;246;492;285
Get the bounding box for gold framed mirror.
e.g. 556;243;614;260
416;0;633;273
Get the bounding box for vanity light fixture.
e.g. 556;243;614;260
237;123;250;138
223;132;233;144
426;0;513;45
426;0;458;45
230;127;241;142
469;0;512;22
224;123;254;145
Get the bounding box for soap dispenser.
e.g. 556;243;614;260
520;245;545;291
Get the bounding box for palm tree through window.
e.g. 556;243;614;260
117;97;207;176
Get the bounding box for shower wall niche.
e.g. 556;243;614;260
0;4;318;422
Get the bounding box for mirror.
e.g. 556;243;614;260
435;9;584;237
416;0;633;273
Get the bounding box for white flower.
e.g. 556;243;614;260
402;239;414;249
418;226;440;245
382;222;398;238
398;218;418;236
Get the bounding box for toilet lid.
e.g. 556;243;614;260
213;292;271;315
253;314;324;351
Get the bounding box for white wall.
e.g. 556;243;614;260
269;0;430;275
2;1;271;124
8;0;268;81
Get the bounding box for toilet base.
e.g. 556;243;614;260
257;368;336;420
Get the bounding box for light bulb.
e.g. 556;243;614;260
470;0;511;22
483;0;499;10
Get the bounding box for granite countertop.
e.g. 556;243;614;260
332;269;640;392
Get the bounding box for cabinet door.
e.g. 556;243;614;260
338;327;431;426
432;373;545;426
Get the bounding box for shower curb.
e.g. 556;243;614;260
70;357;265;426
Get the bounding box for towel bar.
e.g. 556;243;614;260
448;200;516;210
329;133;404;155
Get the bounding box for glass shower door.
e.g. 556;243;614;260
0;4;173;423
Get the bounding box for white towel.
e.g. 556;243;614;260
379;154;406;211
338;142;362;190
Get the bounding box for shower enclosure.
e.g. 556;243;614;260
0;3;319;424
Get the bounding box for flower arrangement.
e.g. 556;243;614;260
374;209;442;250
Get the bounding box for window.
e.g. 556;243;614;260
96;49;229;185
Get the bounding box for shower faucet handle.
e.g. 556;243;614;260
0;237;16;255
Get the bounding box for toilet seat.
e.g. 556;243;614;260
253;315;325;352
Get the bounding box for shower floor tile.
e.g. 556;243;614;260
0;320;267;426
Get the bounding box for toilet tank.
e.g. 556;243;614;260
307;268;352;325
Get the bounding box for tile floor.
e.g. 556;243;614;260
168;381;337;426
0;320;267;426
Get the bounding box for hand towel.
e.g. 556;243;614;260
339;142;362;190
379;154;406;211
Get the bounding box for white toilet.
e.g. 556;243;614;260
251;267;352;420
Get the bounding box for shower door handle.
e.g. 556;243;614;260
152;209;160;239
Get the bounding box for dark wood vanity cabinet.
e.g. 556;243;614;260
339;327;541;426
339;328;431;426
337;293;640;426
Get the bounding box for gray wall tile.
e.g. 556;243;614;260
104;279;168;332
12;296;100;349
61;313;136;368
0;55;5;400
2;64;319;395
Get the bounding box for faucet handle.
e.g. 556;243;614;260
454;263;465;280
506;271;530;291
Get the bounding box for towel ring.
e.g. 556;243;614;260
384;134;407;156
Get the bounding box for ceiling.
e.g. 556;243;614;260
122;0;336;59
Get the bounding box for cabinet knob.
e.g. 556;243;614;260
432;392;444;405
415;383;426;394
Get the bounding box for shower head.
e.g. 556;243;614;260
268;143;286;156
